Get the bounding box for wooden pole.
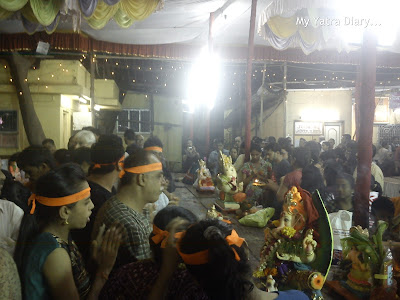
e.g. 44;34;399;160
260;63;266;138
354;65;361;141
354;30;377;228
283;62;287;138
245;0;258;161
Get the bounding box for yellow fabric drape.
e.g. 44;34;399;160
30;0;62;26
267;14;321;44
120;0;159;20
0;0;27;11
114;8;134;28
86;0;161;30
86;0;119;30
0;6;13;19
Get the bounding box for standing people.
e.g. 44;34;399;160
42;139;57;155
72;134;124;262
208;139;229;177
14;163;122;300
92;149;164;269
17;146;56;190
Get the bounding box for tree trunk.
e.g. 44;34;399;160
8;53;46;146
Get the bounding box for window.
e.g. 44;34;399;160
117;109;151;133
0;110;18;132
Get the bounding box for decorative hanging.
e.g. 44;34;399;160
0;0;163;33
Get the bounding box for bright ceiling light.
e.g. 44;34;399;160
187;48;220;111
94;105;101;111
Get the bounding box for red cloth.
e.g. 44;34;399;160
283;169;302;187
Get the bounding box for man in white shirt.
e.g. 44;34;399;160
0;199;24;255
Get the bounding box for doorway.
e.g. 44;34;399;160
324;122;343;145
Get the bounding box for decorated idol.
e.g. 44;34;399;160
193;159;215;192
254;186;333;299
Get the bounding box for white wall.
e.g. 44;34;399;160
285;89;353;138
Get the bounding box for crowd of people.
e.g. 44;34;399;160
0;128;312;300
184;134;399;238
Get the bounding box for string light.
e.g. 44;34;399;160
45;86;48;89
9;78;12;82
145;95;148;98
149;67;152;70
138;67;141;70
111;71;114;75
37;77;40;81
59;63;62;66
105;58;108;62
164;83;167;86
19;91;22;95
51;74;54;77
132;79;136;83
160;67;163;70
66;69;68;72
33;66;36;70
4;65;7;69
115;62;119;66
126;65;129;68
24;78;28;82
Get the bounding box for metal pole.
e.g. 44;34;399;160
354;30;377;228
90;51;96;127
283;62;287;138
205;12;214;154
245;0;258;161
260;63;266;138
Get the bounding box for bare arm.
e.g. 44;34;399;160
43;248;80;300
276;176;289;203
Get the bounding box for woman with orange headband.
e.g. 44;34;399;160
99;206;209;300
177;219;308;300
14;164;123;300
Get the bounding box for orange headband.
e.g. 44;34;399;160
119;162;162;178
177;229;245;265
28;187;91;215
151;224;183;248
144;146;163;152
92;155;125;170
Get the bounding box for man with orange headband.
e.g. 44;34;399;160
143;136;179;208
92;149;164;269
72;134;125;263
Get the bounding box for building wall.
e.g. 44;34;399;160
286;89;352;143
0;59;91;156
121;92;183;170
261;101;285;139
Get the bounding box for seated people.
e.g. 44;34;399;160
177;219;308;300
182;139;200;173
264;147;311;203
230;147;238;164
92;149;163;269
241;143;273;206
325;173;355;213
72;135;124;263
371;196;400;241
353;145;384;191
264;143;291;185
14;163;122;300
208;139;229;177
99;206;208;300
